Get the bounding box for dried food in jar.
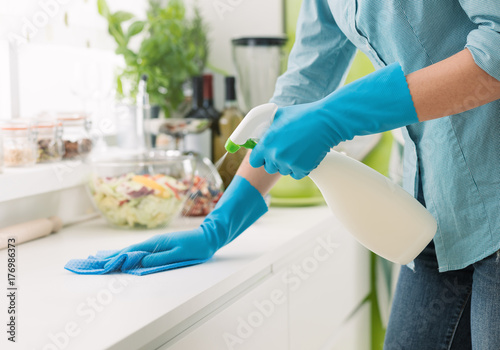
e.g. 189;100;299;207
0;121;36;167
37;139;60;162
33;120;63;163
4;147;35;167
57;113;92;160
63;138;92;159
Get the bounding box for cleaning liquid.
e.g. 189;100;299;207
225;103;437;265
214;151;229;170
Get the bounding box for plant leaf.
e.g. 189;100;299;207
127;21;146;38
108;23;127;47
97;0;110;18
112;11;134;23
106;0;208;116
116;75;123;95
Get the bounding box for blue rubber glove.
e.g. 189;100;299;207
124;175;267;267
65;175;267;275
249;62;419;179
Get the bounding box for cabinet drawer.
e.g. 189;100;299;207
162;273;289;350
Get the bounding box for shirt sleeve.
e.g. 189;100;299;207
459;0;500;81
270;0;357;107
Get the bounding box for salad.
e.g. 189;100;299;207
89;173;188;229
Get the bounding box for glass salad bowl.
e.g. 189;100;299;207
87;150;195;229
181;152;224;217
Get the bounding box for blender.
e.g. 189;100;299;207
231;37;288;113
232;36;323;206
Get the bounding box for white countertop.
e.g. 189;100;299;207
0;206;344;350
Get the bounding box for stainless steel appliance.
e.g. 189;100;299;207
232;37;287;113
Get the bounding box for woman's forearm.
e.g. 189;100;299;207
406;49;500;122
236;150;282;196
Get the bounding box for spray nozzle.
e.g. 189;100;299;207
225;139;241;153
225;103;278;154
225;139;258;154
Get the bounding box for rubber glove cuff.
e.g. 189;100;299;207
201;175;268;254
316;62;419;142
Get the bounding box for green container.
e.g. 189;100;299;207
269;176;325;207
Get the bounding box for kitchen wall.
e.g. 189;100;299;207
0;0;284;119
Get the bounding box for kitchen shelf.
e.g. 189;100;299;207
0;160;90;202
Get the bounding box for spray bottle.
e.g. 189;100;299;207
225;103;437;265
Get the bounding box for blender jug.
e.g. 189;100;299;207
232;37;287;113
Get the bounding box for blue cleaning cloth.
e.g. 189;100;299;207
64;250;208;276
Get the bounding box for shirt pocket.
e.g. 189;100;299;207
353;0;438;72
350;0;388;66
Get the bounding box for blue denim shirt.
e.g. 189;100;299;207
271;0;500;272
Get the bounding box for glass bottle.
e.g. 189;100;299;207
0;120;37;167
203;74;221;161
214;76;246;189
136;74;151;150
183;76;212;160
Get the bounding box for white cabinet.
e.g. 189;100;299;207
287;230;370;350
328;303;371;350
161;223;370;350
163;273;290;350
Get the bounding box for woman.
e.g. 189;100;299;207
73;1;500;348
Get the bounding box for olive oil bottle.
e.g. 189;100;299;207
214;76;246;189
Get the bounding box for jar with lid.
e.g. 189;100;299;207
34;120;64;163
0;120;37;167
57;113;93;160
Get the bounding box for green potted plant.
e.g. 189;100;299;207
97;0;209;117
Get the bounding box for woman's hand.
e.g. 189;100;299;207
106;228;216;268
250;62;419;179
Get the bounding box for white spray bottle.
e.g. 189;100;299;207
225;103;437;265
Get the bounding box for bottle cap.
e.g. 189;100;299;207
191;76;204;107
203;74;214;100
225;76;237;102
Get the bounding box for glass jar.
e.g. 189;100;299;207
34;120;64;163
0;120;37;167
57;113;93;160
